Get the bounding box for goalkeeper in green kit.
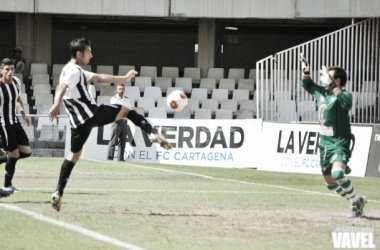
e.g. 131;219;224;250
300;53;366;218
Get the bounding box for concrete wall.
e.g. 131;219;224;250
36;0;169;17
51;24;198;75
1;0;379;18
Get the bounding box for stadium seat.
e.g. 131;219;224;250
220;99;238;114
144;86;162;104
218;79;235;93
82;65;92;72
358;92;377;108
36;104;51;114
167;87;184;96
239;100;257;116
39;125;60;140
96;65;114;75
133;107;145;116
14;73;23;83
37;116;56;130
52;64;65;77
194;109;212;119
97;96;113;105
298;101;316;119
201;99;218;114
228;68;245;83
31;74;50;85
173;107;191;119
200;78;217;94
135;77;152;93
238;79;255;93
184;67;201;85
33;84;51;95
155;77;172;95
236;110;254;119
34;94;53;107
248;69;256;80
232;89;250;105
140;66;157;80
162;67;179;83
24;125;36;141
52;75;60;90
19;93;28;105
30;63;48;79
137;97;155;115
278;100;297;122
148;107;167;118
191;88;208;104
125;86;141;105
100;86;116;96
277;90;293;101
186;98;200;115
215;109;233;119
207;68;224;83
157;97;173;115
175;78;192;94
211;89;229;105
118;65;135;76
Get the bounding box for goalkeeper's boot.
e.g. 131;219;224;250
347;196;367;218
0;187;14;198
52;191;63;212
345;166;352;175
149;130;173;150
5;185;20;193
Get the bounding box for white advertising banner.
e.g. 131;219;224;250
257;122;372;177
65;119;263;168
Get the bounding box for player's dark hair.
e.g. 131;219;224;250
0;58;13;68
117;83;125;87
329;66;347;87
70;38;91;59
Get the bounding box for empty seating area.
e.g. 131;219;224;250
22;63;260;121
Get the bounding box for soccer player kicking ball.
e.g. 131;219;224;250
300;53;366;218
49;38;172;212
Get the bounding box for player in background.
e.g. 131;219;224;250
49;37;172;212
300;54;366;218
0;58;32;193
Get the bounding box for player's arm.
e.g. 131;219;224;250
90;70;138;84
49;83;67;121
16;96;31;126
300;53;324;98
335;90;352;112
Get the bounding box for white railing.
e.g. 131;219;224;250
256;18;380;123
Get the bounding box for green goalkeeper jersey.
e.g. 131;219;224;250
302;78;352;149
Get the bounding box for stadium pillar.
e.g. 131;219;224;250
198;19;221;78
16;14;52;78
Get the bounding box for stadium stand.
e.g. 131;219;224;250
155;77;172;95
148;107;167;118
199;78;217;95
207;68;224;83
175;78;192;94
173;107;191;119
194;109;212;119
162;67;179;83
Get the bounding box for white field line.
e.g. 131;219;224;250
92;160;380;204
0;203;146;250
17;171;176;176
19;187;319;195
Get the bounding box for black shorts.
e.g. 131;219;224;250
71;104;122;153
0;123;30;152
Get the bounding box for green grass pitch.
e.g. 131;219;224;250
0;158;379;250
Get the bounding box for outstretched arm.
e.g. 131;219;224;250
90;70;138;84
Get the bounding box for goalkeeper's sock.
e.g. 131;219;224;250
56;159;75;196
127;110;154;134
4;157;18;187
326;183;347;198
331;169;359;204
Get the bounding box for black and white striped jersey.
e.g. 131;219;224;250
60;62;98;128
0;77;22;126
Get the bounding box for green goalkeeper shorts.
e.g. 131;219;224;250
319;146;351;176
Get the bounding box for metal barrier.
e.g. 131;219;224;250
256;18;380;123
16;114;68;157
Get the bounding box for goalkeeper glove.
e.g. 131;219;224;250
299;53;310;76
319;66;336;89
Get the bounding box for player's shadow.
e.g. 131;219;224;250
362;215;380;221
10;200;51;204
